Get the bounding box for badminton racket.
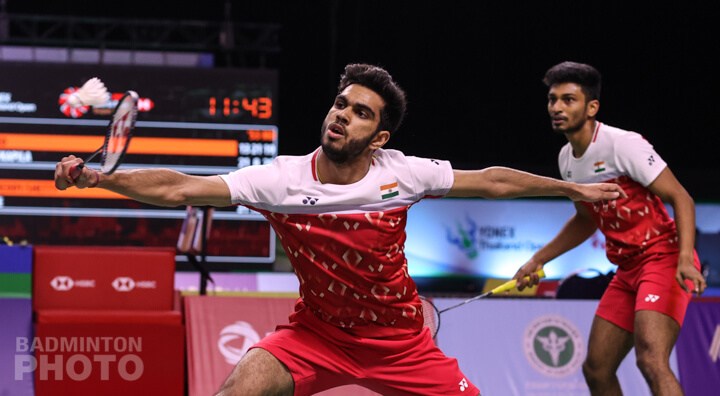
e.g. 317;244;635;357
421;268;546;338
69;90;138;180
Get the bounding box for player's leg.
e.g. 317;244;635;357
583;272;637;395
214;347;294;396
633;310;683;396
582;315;634;395
630;252;697;396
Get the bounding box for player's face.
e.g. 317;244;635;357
320;84;385;164
547;83;592;134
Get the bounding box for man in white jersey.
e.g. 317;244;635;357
513;61;706;396
55;64;625;396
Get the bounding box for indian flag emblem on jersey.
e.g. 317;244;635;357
380;182;399;199
594;161;606;173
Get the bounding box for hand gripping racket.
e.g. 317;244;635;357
421;268;546;339
69;90;138;181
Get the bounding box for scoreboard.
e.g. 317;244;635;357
0;62;278;268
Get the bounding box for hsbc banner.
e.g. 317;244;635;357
676;300;720;394
33;246;175;311
434;299;679;396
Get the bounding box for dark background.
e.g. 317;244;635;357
5;1;720;200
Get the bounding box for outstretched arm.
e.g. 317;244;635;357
648;167;706;295
512;202;598;290
54;155;232;207
447;167;627;201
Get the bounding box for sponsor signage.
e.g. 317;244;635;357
676;300;720;395
33;246;174;311
433;299;678;396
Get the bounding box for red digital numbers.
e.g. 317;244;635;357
208;97;272;119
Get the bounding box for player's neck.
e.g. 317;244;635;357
317;149;373;185
565;120;597;158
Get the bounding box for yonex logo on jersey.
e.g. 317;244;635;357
459;378;468;391
645;294;660;302
302;196;319;205
430;159;440;165
593;161;606;173
648;155;656;166
380;182;399;199
567;170;572;179
709;325;720;363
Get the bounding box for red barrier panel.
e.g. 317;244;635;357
184;295;380;396
33;321;184;396
31;246;184;396
33;246;175;311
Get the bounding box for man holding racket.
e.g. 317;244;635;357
56;64;625;396
513;61;706;396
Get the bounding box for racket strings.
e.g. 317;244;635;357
420;297;441;339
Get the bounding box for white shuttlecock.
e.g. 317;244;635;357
66;77;109;107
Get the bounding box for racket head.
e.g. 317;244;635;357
419;296;441;339
100;90;138;175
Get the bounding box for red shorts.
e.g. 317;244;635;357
596;251;700;332
253;301;480;396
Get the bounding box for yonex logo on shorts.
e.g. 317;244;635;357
458;377;468;391
645;294;660;302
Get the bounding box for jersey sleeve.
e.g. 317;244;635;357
403;155;454;197
614;132;667;187
219;160;286;206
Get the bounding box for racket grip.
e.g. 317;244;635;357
490;268;546;294
69;163;85;181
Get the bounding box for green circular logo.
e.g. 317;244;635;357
523;315;585;378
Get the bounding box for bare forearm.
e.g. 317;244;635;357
531;214;598;265
450;167;579;199
97;168;197;207
668;192;696;260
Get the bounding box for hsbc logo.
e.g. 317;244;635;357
50;276;95;291
50;276;74;291
111;277;157;292
112;277;136;292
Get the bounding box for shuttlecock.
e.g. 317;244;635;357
66;77;109;107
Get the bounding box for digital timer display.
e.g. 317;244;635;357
0;62;279;269
209;97;272;119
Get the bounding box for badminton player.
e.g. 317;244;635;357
55;64;625;396
513;61;706;396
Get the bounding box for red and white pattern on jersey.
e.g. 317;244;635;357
580;175;678;270
253;204;425;338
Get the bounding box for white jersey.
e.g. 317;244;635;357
559;122;679;268
221;147;453;337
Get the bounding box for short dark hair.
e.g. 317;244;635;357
543;61;602;102
338;64;407;136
